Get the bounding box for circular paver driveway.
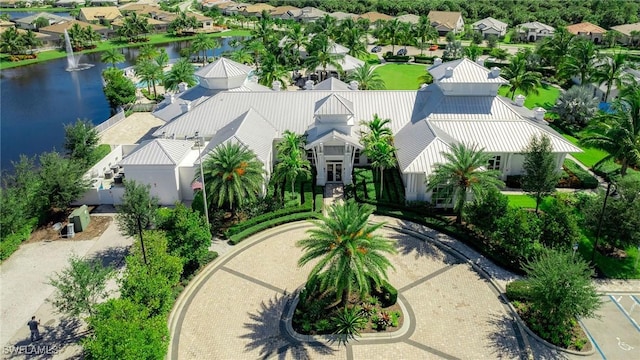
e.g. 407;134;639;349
169;222;525;359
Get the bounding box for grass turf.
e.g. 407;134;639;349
561;134;609;168
498;83;560;110
373;63;426;90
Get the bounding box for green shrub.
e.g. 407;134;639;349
372;280;398;308
225;205;311;237
505;279;532;301
91;144;112;166
506;175;523;188
0;218;37;261
228;212;320;245
413;55;436;64
382;55;411;62
563;160;598;189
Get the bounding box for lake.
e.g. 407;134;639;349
0;38;239;172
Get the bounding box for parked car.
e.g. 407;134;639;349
397;48;407;56
429;44;439;51
371;45;382;53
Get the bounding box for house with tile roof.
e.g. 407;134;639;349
78;7;123;25
516;21;555;42
395;14;420;24
567;22;606;44
270;5;302;20
358;11;393;23
13;12;72;30
329;12;357;21
240;3;274;17
427;11;464;35
472;17;508;38
75;56;579;207
296;7;327;23
39;20;109;38
610;22;640;45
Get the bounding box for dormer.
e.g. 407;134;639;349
428;58;508;96
312;93;355;135
194;57;253;90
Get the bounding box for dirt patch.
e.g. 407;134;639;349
26;216;113;243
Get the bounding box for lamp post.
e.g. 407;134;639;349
572;243;579;259
195;131;210;230
593;181;616;262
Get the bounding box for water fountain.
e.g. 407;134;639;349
64;29;94;71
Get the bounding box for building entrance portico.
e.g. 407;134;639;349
326;161;342;183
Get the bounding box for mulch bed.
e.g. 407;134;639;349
26;207;113;243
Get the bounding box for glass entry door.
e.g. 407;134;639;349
327;162;342;183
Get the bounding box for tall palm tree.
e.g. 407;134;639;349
137;43;159;62
155;48;169;69
347;63;385;90
191;33;216;66
537;27;574;69
558;38;598;85
135;60;163;98
426;143;505;224
163;58;196;91
305;34;344;81
359;114;393;144
502;52;542;100
284;22;308;66
581;85;640;176
591;53;634;102
297;200;397;306
413;16;438;55
0;27;25;55
256;53;288;88
381;19;403;53
197;142;264;211
101;48;125;68
21;30;41;55
228;48;254;65
339;26;367;58
276;130;306;156
274;149;311;200
252;15;275;45
360;114;395;196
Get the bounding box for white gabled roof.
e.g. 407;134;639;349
472;17;508;31
517;21;555;32
197;108;276;164
429;58;508;84
194;57;253;79
313;77;352;91
120;139;194;166
394;118;452;174
305;129;362;149
314;93;354;116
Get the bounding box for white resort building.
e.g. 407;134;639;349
77;57;580;206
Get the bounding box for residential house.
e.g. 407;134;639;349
240;3;274;17
395;14;420;25
329;12;357;21
611;22;640;45
39;20;110;38
516;21;554;42
76;57;580;207
200;0;233;9
427;11;464;35
13;12;71;30
118;3;160;14
271;6;302;20
78;7;123;26
112;16;168;33
358;11;393;23
296;7;327;23
89;0;118;6
221;3;248;16
54;0;85;7
472;17;508;38
151;10;214;32
566;22;606;44
0;19;52;47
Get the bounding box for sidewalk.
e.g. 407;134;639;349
0;211;132;359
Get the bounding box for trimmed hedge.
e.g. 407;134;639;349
505;279;532;302
383;55;411;63
414;55;436;64
562;160;599;189
228;212;321;245
224;204;311;237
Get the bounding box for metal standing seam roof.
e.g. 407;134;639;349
120;139;194;166
196;108;276;165
195;57;253;79
314;94;355;116
429;58;508;84
305;129;362;149
313;77;352;91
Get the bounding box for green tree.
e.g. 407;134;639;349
156;203;211;271
558;38;597;85
493;207;543;264
338;25;367;58
116;180;158;265
100;48;125;68
426;143;505;224
502;52;542;99
521;134;559;214
464;44;482;61
381;19;404;53
63;118;100;168
228;48;253;65
442;40;463;60
359;114;396;197
32;16;50;29
537;27;574;69
38;151;89;211
21;30;41;55
163;58;196;91
197;142;265;211
191;33;216;66
553;86;600;130
0;27;25;55
297;200;397;306
581;85;640;176
274;131;310;201
154;48;169;69
137;43;159;62
282;22;308;67
305;34;344;81
83;298;169;360
48;256;113;318
540;194;580;250
169;11;199;36
523;249;601;348
119;230;182;317
413;16;438;55
0;155;43;236
465;188;509;238
591;53;634;102
347;63;385;90
135;59;163;98
256;53;288;88
102;68;136;108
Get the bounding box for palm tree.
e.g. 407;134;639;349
155;48;169;69
276;130;306;156
359;114;393;144
0;27;25;55
197;142;265;211
101;48;125;68
581;85;640;176
137;43;158;62
558;38;598;85
32;16;49;29
537;27;574;69
274;150;311;201
283;22;308;67
135;60;163;98
347;63;385;90
163;58;196;91
21;30;41;55
297;200;397;306
228;48;253;65
305;34;344;81
310;14;338;38
339;26;367;58
191;33;216;66
591;53;634;102
169;12;199;36
413;16;438;55
426;143;505;224
256;53;288;88
381;19;403;53
501;52;542;100
84;26;101;47
252;16;275;45
360;115;395;196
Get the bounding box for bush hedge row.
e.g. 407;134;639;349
383;55;411;63
224;204;311;237
562;160;599;189
228;212;321;245
505;279;533;301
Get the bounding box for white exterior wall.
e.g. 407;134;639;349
179;165;198;201
124;165;181;205
404;173;428;202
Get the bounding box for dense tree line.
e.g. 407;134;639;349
255;0;639;29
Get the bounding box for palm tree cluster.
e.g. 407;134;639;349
65;23;101;50
0;27;41;56
168;12;199;36
116;13;152;43
359;115;397;197
501;50;542;100
273;131;311;203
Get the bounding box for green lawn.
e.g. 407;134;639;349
357;53;381;65
505;194;537;208
561;134;608;168
373;63;426;90
0;30;252;70
498;83;560;110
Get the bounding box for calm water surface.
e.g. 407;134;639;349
0;38;237;172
